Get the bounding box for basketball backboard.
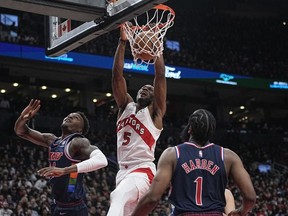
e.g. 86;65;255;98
0;0;169;57
0;0;107;22
45;0;169;57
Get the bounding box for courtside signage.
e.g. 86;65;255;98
0;42;286;90
216;73;238;86
269;81;288;89
45;54;74;62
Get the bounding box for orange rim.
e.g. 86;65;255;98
154;4;175;17
124;4;175;30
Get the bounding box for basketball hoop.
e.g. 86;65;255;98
123;4;175;64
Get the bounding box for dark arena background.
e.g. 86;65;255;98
0;0;287;215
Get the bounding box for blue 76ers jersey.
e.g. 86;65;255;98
169;142;227;215
49;133;85;203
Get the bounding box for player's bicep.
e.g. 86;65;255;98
229;151;247;180
70;137;96;160
228;150;255;198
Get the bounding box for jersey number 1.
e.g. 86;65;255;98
194;177;203;206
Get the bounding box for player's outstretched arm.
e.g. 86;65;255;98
14;99;56;147
38;137;108;177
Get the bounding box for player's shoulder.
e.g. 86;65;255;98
223;147;237;155
161;146;177;157
69;134;89;145
160;146;177;162
223;147;241;162
122;100;136;111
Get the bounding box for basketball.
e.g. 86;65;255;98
133;31;159;61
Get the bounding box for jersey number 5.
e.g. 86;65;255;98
194;177;203;206
122;132;131;145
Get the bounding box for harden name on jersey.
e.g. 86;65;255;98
181;158;220;175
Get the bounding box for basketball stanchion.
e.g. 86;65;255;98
123;4;175;64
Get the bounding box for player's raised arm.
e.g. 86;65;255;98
153;54;166;114
152;54;166;128
112;26;133;113
14;99;56;147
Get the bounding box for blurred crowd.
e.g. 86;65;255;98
0;8;287;80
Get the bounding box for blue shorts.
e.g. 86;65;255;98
52;200;88;216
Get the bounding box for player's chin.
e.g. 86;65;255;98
138;98;151;107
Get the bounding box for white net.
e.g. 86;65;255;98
123;4;175;64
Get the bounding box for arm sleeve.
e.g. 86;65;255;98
76;149;108;173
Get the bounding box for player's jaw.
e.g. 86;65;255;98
61;119;80;134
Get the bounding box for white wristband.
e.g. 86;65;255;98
76;149;108;173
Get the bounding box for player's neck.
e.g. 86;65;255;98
136;103;148;112
61;132;73;140
188;138;206;147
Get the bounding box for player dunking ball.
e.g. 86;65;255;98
14;99;108;216
132;109;256;216
107;25;167;216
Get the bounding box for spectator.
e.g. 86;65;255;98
0;201;13;216
33;177;47;192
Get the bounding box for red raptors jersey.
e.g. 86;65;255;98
116;102;162;178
